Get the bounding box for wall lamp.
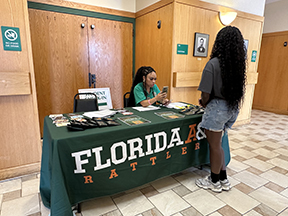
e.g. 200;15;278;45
219;12;237;26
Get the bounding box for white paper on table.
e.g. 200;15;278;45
166;102;188;109
132;105;161;112
83;109;117;118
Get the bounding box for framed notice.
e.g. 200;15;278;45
193;32;209;57
78;88;113;110
155;111;185;120
118;115;151;126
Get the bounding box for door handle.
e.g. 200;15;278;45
89;73;96;88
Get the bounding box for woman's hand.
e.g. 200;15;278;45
156;92;167;102
162;98;170;106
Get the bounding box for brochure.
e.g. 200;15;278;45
155;111;185;120
117;115;151;126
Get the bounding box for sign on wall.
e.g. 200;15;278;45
177;44;188;55
78;88;113;110
1;26;22;51
251;50;257;62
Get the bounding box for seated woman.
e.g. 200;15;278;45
128;66;169;107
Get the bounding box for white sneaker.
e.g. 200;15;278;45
220;179;231;191
195;176;222;193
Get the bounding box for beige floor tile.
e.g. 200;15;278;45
22;178;40;197
243;158;274;172
233;170;269;189
244;210;263;216
140;186;159;198
40;201;50;216
183;189;225;215
234;182;254;194
142;208;162;216
252;148;279;158
114;191;153;216
241;141;265;149
216;188;260;214
0;179;21;194
181;206;202;216
1;194;40;216
81;196;117;216
0;194;3;211
231;149;257;159
171;213;182;216
271;166;288;175
217;205;241;216
267;158;288;170
174;172;201;192
172;185;191;197
253;204;278;216
265;182;285;193
229;141;245;150
280;188;288;198
278;208;288;216
2;190;21;202
249;187;288;213
228;159;250;173
102;209;122;216
150;176;181;193
273;148;288;157
209;212;222;216
261;141;284;149
148;190;189;216
260;170;288;188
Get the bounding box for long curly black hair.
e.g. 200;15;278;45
210;26;247;110
127;66;156;107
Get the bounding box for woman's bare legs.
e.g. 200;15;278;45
205;130;224;175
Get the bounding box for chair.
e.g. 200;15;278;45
123;92;130;107
73;93;99;112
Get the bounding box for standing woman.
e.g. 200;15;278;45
196;26;247;192
128;66;169;107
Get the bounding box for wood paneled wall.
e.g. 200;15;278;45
253;31;288;115
136;0;264;126
0;0;41;180
135;2;173;93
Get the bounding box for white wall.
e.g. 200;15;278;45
263;0;288;33
67;0;136;12
63;0;266;16
136;0;160;11
200;0;266;16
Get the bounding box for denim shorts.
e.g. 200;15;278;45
200;98;239;132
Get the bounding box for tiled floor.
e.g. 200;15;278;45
1;109;288;216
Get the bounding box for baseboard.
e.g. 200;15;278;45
252;106;288;115
0;162;40;181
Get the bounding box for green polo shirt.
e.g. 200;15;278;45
134;83;160;106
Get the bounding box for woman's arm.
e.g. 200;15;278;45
139;92;166;107
199;92;210;108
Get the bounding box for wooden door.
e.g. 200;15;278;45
29;9;89;135
88;18;133;108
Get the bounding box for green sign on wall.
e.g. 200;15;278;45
1;26;22;51
251;50;257;62
177;44;188;55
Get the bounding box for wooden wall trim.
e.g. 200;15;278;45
262;30;288;37
135;0;174;18
175;0;264;22
0;162;40;181
28;0;135;18
173;72;201;87
247;72;258;85
0;72;31;96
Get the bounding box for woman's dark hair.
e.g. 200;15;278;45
210;26;247;110
127;66;155;107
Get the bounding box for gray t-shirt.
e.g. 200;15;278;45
198;57;225;99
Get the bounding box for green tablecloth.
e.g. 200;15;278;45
40;107;230;216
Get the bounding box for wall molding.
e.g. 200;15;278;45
0;162;40;181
